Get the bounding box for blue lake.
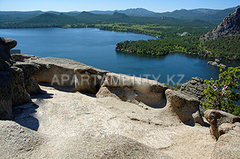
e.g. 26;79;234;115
1;28;239;84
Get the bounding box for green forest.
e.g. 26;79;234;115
115;35;240;60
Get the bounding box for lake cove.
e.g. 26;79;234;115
1;28;236;84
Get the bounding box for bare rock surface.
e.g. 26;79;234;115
0;38;35;119
27;57;108;93
0;85;216;158
96;72;168;108
0;120;44;158
204;109;240;139
204;109;240;158
164;89;205;126
205;8;240;39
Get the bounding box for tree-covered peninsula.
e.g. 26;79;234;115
116;8;240;60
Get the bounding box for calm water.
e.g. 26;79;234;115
1;28;238;84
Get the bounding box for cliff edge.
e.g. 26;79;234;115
205;8;240;39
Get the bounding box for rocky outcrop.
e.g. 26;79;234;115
207;59;226;68
0;37;18;119
179;77;206;112
179;77;206;102
96;73;204;125
13;63;42;95
204;109;240;159
0;38;41;120
204;109;240;140
0;37;16;71
211;122;240;159
96;73;168;108
205;8;240;39
164;89;204;126
8;66;31;106
23;57;108;94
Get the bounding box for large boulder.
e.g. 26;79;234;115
7;66;31;106
0;38;41;120
13;63;42;95
179;77;206;103
96;73;168;108
0;37;17;119
204;109;240;158
164;89;205;126
204;109;240;139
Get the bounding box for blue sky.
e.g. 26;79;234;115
0;0;239;12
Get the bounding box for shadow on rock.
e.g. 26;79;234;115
31;90;53;100
13;102;39;131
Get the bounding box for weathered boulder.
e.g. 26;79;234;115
0;38;41;120
179;77;206;112
204;109;240;139
13;63;42;95
0;37;16;71
179;77;206;102
0;37;17;119
29;57;107;94
211;122;240;159
96;73;168;108
7;66;31;106
164;89;205;125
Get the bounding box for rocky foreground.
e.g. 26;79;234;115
1;37;240;158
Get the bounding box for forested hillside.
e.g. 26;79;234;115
115;35;240;60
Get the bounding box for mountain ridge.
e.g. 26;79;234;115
1;5;240;24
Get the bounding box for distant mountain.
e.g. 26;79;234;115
90;8;154;15
0;11;43;23
1;6;240;25
205;8;240;39
149;8;220;18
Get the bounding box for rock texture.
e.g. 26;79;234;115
179;77;206;112
164;89;204;126
27;57;108;94
1;85;216;159
0;38;41;120
96;73;168;108
0;71;15;119
96;73;204;126
204;109;240;159
0;37;16;71
179;77;206;102
0;120;44;158
13;63;42;95
204;109;240;140
211;122;240;159
205;8;240;39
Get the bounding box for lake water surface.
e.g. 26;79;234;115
1;28;238;84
